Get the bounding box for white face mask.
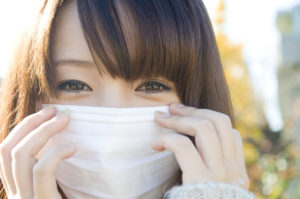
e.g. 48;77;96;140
37;104;180;199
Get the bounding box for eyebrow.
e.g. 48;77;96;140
54;59;96;67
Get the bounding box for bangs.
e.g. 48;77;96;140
76;0;203;85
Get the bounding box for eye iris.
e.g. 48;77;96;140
68;82;84;90
146;82;160;90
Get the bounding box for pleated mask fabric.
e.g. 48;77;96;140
36;104;180;199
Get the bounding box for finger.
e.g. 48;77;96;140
33;144;76;199
0;162;10;196
233;130;246;171
0;107;56;194
233;130;249;190
151;133;207;183
169;103;237;164
155;113;224;169
1;107;56;147
11;111;69;197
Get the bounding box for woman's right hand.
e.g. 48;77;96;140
0;107;76;199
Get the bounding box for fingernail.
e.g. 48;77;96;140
172;103;185;109
150;140;165;151
155;111;170;118
56;109;70;119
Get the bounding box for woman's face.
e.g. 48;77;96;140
49;1;181;107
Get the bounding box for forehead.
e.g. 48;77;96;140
51;0;136;65
51;0;94;63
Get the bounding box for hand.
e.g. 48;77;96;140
0;107;76;199
152;103;249;190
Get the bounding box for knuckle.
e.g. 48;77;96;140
233;130;242;139
186;125;198;136
178;105;198;115
33;164;48;176
176;136;193;148
198;120;215;131
234;134;243;144
218;113;232;126
0;144;9;158
11;146;23;160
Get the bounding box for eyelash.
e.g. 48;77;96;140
57;80;92;93
135;81;171;93
57;80;171;94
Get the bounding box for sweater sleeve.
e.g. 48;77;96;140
164;182;255;199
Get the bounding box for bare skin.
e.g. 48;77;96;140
0;1;249;198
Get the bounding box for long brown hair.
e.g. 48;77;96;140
0;0;233;198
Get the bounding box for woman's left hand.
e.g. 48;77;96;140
152;102;249;190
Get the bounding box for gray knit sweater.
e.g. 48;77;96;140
164;182;255;199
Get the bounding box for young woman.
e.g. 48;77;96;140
0;0;255;198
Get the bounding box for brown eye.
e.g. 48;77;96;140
135;81;171;94
57;80;92;93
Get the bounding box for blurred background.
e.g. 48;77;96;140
203;0;300;198
0;0;300;198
